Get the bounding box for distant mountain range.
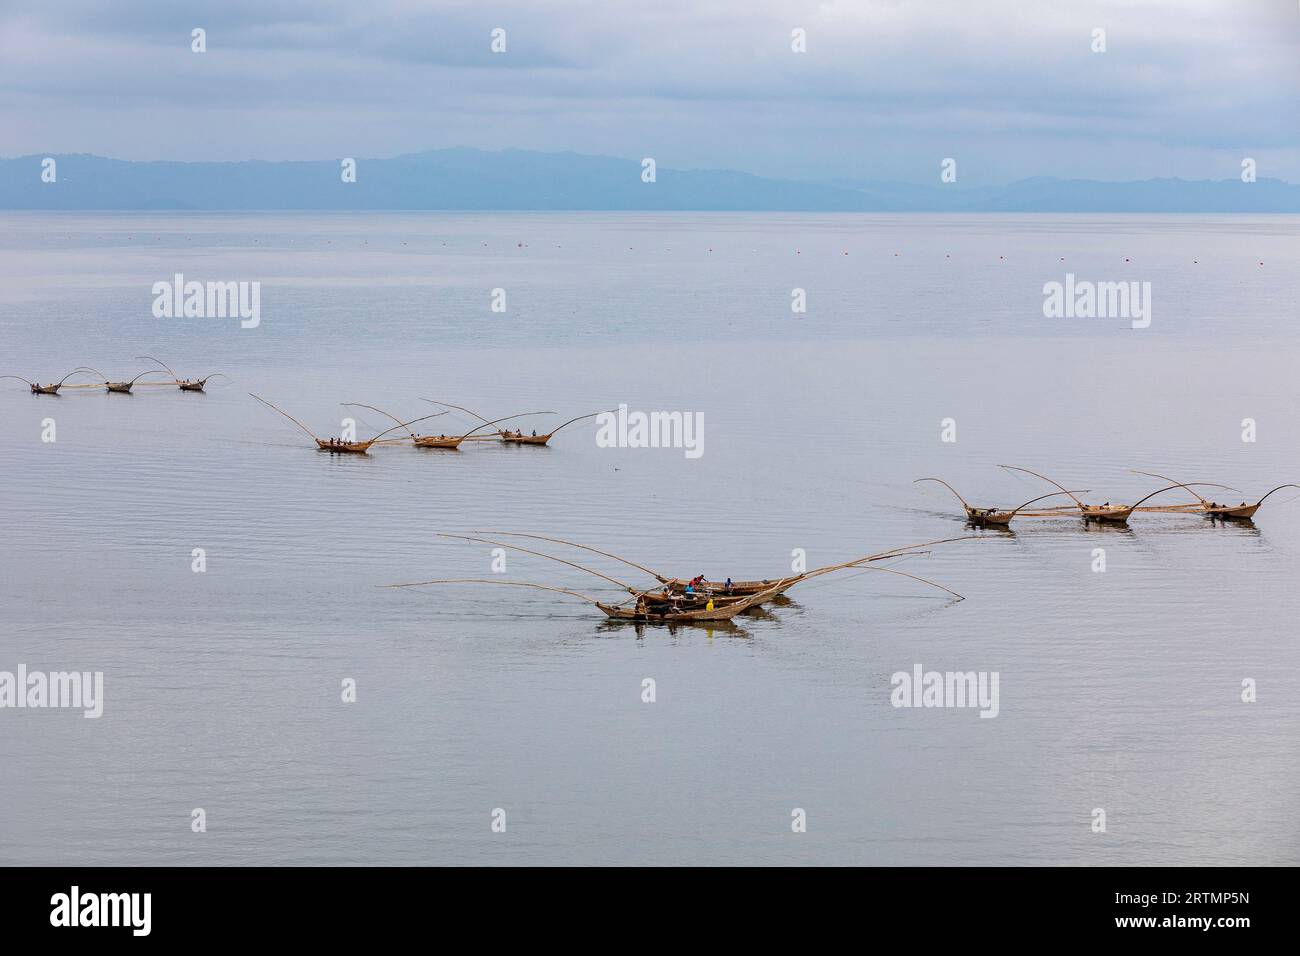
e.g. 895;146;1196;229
3;149;1298;212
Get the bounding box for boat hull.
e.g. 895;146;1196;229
1206;505;1259;520
598;583;781;624
1082;506;1133;524
501;434;550;445
315;439;371;455
663;578;789;597
413;437;464;449
966;508;1013;526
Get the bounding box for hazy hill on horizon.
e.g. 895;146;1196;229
2;148;1297;213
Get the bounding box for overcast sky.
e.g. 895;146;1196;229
2;0;1297;184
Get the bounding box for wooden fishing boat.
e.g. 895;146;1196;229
1133;471;1299;521
1193;488;1297;520
137;356;230;392
459;530;968;599
78;367;173;394
382;578;776;624
498;410;610;446
404;532;972;623
0;368;99;395
343;403;552;451
1000;465;1233;525
914;477;1089;527
602;583;783;622
251;394;444;455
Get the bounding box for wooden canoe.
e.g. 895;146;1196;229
135;358;228;392
1;368;100;395
81;368;172;394
597;582;784;622
496;410;611;446
1131;472;1298;521
1200;486;1299;520
963;491;1088;527
1079;504;1134;523
315;438;374;455
661;577;786;597
500;432;552;445
1203;503;1259;520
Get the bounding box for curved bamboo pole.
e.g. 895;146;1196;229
422;400;494;426
250;393;322;441
1128;482;1234;510
421;400;556;430
127;369;173;386
850;535;982;564
467;531;672;583
366;412;449;445
62;367;102;386
914;477;972;510
436;533;641;595
463;412;557;440
465;532;979;592
420;400;558;438
1131;470;1239;505
544;409;613;438
341;403;449;439
844;564;964;601
5;368;133;391
380;578;602;605
998;465;1087;507
1254;484;1300;506
1004;490;1091;518
136;355;178;378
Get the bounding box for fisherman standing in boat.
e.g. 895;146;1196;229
724;577;734;594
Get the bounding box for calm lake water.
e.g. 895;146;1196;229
1;212;1298;865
